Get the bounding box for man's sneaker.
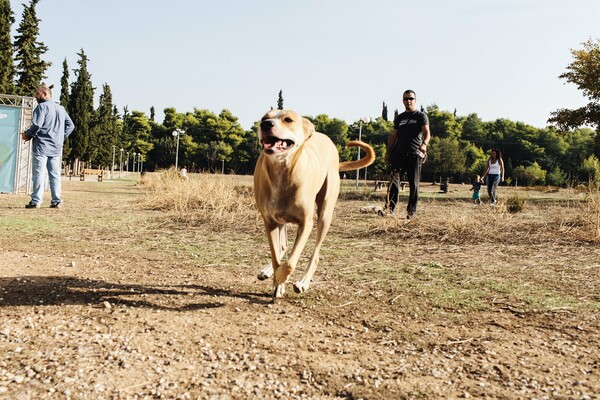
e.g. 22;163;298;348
406;212;416;220
25;202;40;209
50;203;62;209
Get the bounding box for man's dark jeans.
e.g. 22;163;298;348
389;153;423;215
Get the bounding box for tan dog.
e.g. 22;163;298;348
254;109;375;298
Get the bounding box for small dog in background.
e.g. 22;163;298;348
360;205;384;214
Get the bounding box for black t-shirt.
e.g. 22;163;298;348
392;110;429;155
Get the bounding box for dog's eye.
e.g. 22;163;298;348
284;117;293;123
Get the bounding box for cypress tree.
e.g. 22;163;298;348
59;58;70;106
382;101;388;121
0;0;15;94
68;49;95;164
91;84;119;166
277;90;284;110
60;58;72;160
13;0;50;96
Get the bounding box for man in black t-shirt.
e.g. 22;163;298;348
384;90;431;219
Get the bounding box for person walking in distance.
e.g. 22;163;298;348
21;84;75;209
470;174;483;204
384;89;431;219
481;148;505;205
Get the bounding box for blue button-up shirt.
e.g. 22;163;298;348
26;99;75;156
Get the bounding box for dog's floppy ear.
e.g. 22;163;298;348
302;117;315;140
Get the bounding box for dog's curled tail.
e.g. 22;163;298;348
339;140;376;172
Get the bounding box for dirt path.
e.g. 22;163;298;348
1;178;598;399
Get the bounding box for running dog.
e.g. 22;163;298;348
254;109;375;298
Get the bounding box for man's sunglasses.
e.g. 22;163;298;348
403;97;415;101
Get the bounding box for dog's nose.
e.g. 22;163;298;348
260;119;274;131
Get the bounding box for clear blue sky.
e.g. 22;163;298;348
9;0;600;130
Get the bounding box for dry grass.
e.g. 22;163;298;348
139;169;259;231
140;172;600;245
365;199;599;245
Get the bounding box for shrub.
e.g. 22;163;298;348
506;194;525;214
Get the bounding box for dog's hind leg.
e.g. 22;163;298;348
258;223;286;281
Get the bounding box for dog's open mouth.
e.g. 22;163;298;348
262;136;295;154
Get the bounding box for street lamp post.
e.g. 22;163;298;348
111;145;116;179
355;117;370;188
172;129;184;170
132;152;137;173
126;152;129;177
139;153;143;173
119;148;124;178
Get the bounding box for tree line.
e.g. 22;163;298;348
1;0;599;186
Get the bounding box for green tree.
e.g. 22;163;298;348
580;154;600;189
13;0;50;96
462;142;487;178
59;58;70;106
148;136;177;170
182;108;254;172
381;102;388;121
562;127;596;182
513;162;546;186
424;136;467;182
162;107;184;131
126;110;153;156
461;113;485;144
235;128;261;174
311;114;352;161
549;39;600;151
277;90;284;110
426;104;462;139
67;49;95;163
0;0;15;94
546;166;568;187
90;84;120;166
370;142;388;177
59;58;71;159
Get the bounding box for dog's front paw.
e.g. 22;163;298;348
257;264;274;280
293;281;308;294
274;261;293;285
273;283;286;298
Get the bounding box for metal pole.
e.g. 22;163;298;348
119;149;123;178
133;153;137;173
111;145;116;179
126;152;129;177
356;120;362;188
140;154;143;173
175;132;180;170
221;159;224;174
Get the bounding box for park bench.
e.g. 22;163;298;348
373;180;407;192
73;169;108;181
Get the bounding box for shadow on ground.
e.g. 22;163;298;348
0;276;272;310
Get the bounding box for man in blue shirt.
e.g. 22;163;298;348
21;84;74;208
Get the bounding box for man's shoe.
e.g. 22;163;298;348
25;202;40;209
50;203;62;209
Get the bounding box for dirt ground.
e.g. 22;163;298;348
0;176;599;399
